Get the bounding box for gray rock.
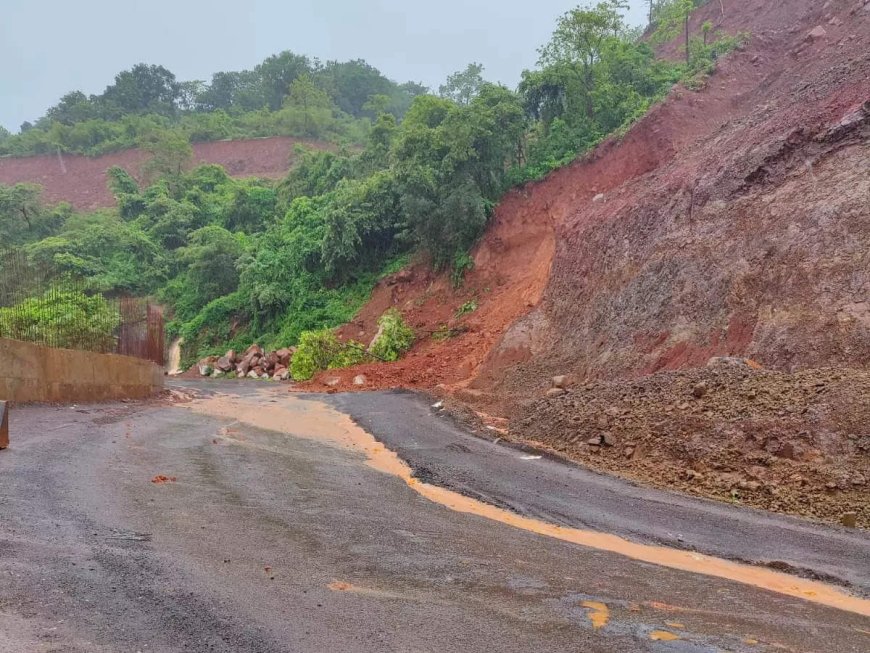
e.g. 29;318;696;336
807;25;827;40
551;375;570;389
216;356;234;372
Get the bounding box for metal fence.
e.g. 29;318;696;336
0;250;164;366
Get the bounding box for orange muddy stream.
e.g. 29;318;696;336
181;391;870;617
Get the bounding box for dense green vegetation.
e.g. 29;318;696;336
0;1;744;369
0;56;427;157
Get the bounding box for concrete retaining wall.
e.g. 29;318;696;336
0;338;163;404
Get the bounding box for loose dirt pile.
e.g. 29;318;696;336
0;136;328;209
510;362;869;528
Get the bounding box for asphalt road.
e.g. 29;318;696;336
325;389;870;591
0;380;868;652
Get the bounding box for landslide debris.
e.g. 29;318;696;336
512;363;870;528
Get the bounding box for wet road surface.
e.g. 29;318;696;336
0;380;868;652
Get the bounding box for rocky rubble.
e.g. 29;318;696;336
511;362;870;528
195;344;294;381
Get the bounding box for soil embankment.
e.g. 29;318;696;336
0;136;327;209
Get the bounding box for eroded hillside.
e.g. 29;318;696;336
0;136;327;209
316;0;870;525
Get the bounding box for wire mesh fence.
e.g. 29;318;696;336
0;249;164;365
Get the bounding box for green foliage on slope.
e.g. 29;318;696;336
1;2;747;367
0;54;429;157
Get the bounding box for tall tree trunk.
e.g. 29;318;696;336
685;14;691;65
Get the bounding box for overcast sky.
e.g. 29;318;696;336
0;1;649;132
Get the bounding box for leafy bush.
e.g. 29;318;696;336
0;290;119;351
370;309;414;362
329;340;369;369
291;329;342;380
290;329;370;380
451;252;475;289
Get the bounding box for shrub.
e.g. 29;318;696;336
451;252;475;289
0;290;119;351
369;309;414;362
291;330;372;380
291;328;342;381
329;340;369;369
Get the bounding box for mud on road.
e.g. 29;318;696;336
1;382;868;652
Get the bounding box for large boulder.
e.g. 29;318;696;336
244;344;264;358
216;356;234;372
273;366;290;381
263;351;279;372
276;348;293;367
197;356;218;377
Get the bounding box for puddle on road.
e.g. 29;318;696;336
581;600;610;630
181;391;870;618
650;630;681;641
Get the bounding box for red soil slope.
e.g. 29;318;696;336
310;1;869;524
314;0;870;401
0;136;326;210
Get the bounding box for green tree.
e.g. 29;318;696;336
653;0;698;64
538;1;629;119
438;63;486;106
278;74;335;137
316;59;395;117
255;51;312;110
178;226;245;312
224;183;277;233
0;183;69;244
101;64;181;117
277;149;354;207
197;71;264;112
177;80;207;111
43;91;101;125
139;130;193;182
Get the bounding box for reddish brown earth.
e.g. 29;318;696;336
306;0;870;524
0;136;327;210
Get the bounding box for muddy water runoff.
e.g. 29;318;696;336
181;391;870;618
